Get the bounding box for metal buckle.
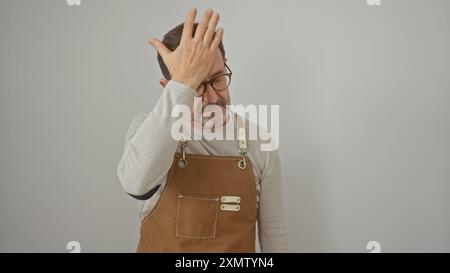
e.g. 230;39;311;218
177;140;188;168
238;154;247;169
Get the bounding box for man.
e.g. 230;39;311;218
117;7;287;252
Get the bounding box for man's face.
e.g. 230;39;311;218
197;48;230;114
159;48;230;124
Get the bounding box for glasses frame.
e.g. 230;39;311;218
196;63;232;96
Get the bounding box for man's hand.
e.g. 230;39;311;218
147;7;224;91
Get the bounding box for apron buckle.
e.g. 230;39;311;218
238;149;247;170
178;140;188;168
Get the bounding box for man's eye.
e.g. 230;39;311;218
214;76;224;83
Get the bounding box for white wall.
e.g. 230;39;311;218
1;0;449;252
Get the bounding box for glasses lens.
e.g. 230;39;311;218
212;74;230;91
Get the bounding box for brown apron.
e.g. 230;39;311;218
136;113;257;253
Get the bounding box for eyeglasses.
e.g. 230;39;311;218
196;63;232;96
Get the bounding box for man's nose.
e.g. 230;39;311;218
202;84;219;104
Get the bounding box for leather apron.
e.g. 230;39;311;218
136;113;257;253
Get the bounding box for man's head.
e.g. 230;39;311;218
157;22;230;121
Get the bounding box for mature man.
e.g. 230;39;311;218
117;7;287;252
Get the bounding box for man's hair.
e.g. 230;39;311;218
157;22;226;80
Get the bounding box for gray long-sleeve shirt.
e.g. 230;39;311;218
117;80;288;252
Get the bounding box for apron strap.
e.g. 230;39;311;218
235;112;248;170
177;112;248;170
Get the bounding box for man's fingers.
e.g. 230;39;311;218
210;27;224;50
147;38;171;58
203;12;220;46
193;8;213;42
181;7;197;43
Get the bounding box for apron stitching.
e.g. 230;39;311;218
175;194;219;239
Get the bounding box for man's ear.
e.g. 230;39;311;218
159;79;169;88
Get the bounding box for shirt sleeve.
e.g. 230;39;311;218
257;149;289;252
116;80;197;198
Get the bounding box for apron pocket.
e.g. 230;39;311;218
176;193;219;239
